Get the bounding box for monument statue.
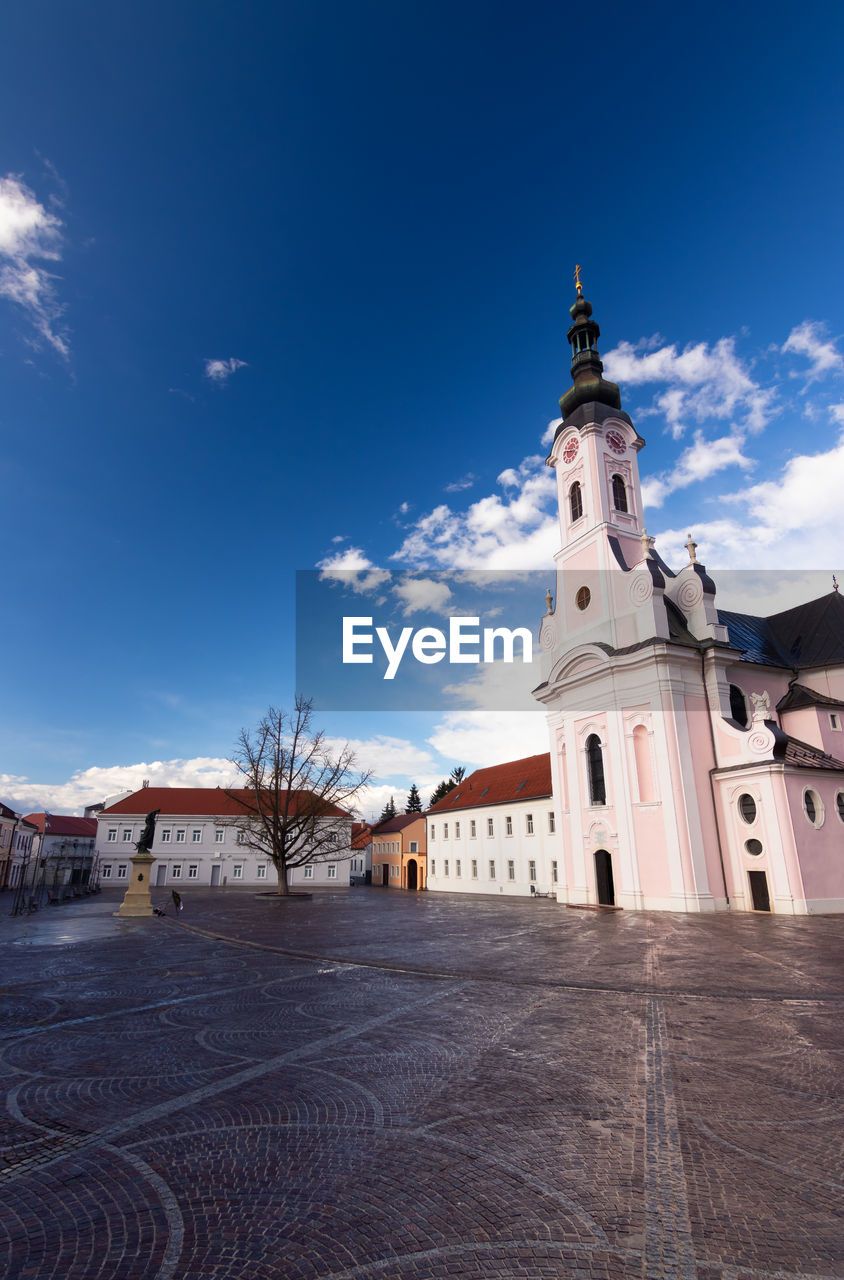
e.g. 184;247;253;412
135;810;160;854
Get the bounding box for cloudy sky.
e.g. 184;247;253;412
2;0;843;819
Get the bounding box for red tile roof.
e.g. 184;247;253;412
351;822;372;849
426;753;552;814
23;814;98;837
371;812;425;835
100;787;349;819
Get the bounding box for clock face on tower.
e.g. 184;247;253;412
605;429;626;456
562;436;579;465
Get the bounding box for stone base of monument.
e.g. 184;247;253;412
115;851;156;918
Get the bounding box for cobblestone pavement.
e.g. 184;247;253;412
0;888;841;1280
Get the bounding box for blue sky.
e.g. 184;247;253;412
2;0;844;818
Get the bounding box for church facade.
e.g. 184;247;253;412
533;284;844;914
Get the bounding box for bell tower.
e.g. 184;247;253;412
547;270;646;575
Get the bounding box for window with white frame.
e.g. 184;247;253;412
256;864;266;879
101;864;112;878
444;859;449;876
430;825;435;840
470;820;476;838
551;860;558;883
487;817;494;837
505;816;513;836
471;859;478;878
526;813;534;835
456;859;461;877
170;864;182;879
232;864;243;879
161;829;171;843
107;828;117;843
215;829;224;843
548;811;555;833
327;864;337;879
529;860;536;882
237;830;246;844
455;821;461;839
304;866;314;879
489;860;496;879
192;829;202;843
409;841;418;853
430;859;436;875
391;864;399;878
122;829;133;842
117;864;128;879
175;829;186;843
188;865;198;879
508;859;515;880
831;712;841;731
443;823;449;839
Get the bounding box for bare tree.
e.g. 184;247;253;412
229;697;372;895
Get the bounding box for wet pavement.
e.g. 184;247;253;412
0;885;842;1279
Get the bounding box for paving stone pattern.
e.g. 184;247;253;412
0;887;841;1279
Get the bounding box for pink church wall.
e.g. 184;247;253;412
781;707;824;751
684;693;726;901
787;776;844;904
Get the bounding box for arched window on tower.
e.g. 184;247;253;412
586;734;606;806
569;481;583;523
611;473;628;513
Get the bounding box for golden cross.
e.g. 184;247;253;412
574;264;583;296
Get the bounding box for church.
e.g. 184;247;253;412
532;279;844;914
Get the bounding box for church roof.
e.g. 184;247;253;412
427;753;552;814
777;683;844;712
718;591;844;669
779;736;844;772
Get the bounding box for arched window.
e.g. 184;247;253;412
730;684;749;728
586;734;606;806
611;473;628;512
569;481;583;523
633;725;654;802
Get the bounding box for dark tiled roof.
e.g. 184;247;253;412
427;754;552;814
780;736;844;772
23;814;98;837
777;683;844;712
371;813;424;835
101;787;348;819
719;592;844;669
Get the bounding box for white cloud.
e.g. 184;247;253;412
830;403;844;425
541;417;562;447
392;455;558;571
653;430;844;575
782;321;844;384
316;545;391;594
0;174;68;357
641;430;754;509
603;336;774;439
324;733;438;781
427;710;548;768
0;757;237;816
204;357;248;383
331;534;346;543
391;576;453;616
444;473;476;493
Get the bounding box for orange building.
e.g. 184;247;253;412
370;813;426;890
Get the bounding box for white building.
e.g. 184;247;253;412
426;755;560;897
23;814;97;889
95;786;354;889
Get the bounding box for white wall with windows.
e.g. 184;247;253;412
426;797;559;897
95;810;354;888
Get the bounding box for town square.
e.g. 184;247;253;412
1;887;842;1279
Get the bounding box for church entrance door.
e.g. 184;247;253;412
594;850;615;906
748;870;771;912
406;859;418;891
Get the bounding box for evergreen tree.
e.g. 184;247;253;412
429;766;465;807
378;795;397;823
405;783;422;813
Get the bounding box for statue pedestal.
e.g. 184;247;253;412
115;852;156;918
